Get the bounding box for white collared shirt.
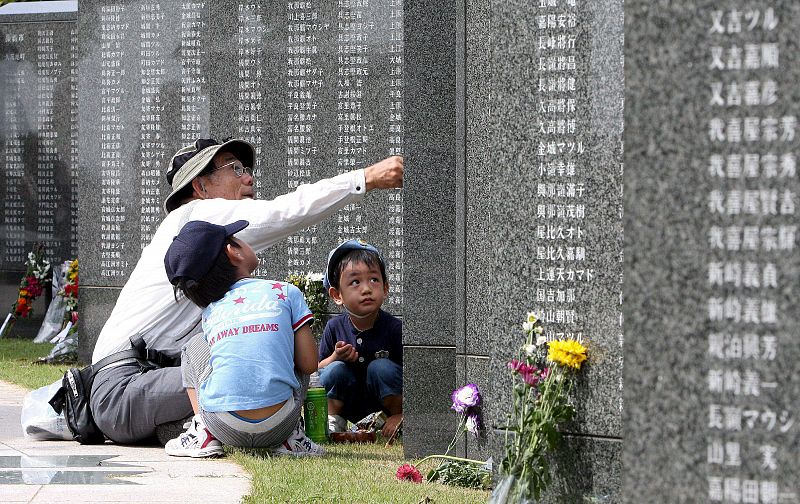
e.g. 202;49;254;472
91;169;366;362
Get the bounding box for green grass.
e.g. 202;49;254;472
0;338;67;389
231;442;489;504
0;339;490;503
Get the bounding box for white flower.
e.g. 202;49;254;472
306;272;324;282
465;413;481;437
536;335;547;347
522;321;535;332
523;344;536;356
526;311;538;324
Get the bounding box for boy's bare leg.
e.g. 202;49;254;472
327;397;345;415
187;388;200;415
381;394;402;437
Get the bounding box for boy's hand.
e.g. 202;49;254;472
333;341;359;362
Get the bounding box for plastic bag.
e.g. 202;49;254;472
20;380;73;441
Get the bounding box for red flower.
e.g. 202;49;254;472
64;283;79;297
26;276;43;297
15;298;30;317
396;464;423;483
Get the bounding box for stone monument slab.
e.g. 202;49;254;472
624;2;800;502
479;0;624;500
79;1;407;357
0;5;77;273
401;0;458;457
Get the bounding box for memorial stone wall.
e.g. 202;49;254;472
625;2;799;503
68;1;800;501
476;1;624;500
78;0;405;359
76;0;625;498
0;7;78;273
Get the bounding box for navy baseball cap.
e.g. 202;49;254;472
165;220;249;284
323;238;385;291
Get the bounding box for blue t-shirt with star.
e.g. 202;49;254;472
198;278;313;413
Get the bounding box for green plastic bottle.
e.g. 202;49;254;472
304;385;328;444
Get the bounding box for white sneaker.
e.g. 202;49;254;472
165;415;224;458
272;422;325;457
328;414;347;434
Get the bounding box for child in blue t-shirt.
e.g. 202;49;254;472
163;219;324;458
318;239;403;438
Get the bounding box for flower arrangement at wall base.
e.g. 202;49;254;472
285;272;326;336
1;244;52;338
38;259;79;363
60;259;79;324
394;384;492;491
489;312;588;503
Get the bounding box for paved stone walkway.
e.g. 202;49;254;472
0;381;250;503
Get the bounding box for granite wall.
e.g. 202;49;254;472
475;1;624;501
624;2;799;502
74;0;625;499
0;5;77;273
77;0;405;359
0;3;78;336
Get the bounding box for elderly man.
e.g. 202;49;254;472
89;138;403;444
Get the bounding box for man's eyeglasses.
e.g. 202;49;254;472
216;160;254;178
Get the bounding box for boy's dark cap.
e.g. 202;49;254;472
165;220;249;285
323;238;384;291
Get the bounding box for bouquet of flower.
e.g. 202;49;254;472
59;259;79;315
493;312;588;502
34;259;80;363
286;272;327;335
395;384;492;491
12;244;51;319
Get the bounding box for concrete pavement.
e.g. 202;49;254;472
0;381;250;503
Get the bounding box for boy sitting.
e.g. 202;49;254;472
163;220;324;458
318;239;403;438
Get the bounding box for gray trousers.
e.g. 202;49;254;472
90;363;192;444
181;334;308;448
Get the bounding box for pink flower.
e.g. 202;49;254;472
522;370;541;387
451;384;481;413
507;359;524;373
396;464;423;483
509;360;543;380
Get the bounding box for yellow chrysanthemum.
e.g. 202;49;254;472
547;339;588;370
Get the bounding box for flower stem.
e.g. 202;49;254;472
416;454;487;468
444;413;466;457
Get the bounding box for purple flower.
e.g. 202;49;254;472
465;413;481;437
451;383;481;413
